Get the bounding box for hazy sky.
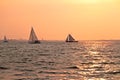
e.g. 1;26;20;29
0;0;120;40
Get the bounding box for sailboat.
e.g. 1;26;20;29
28;27;40;44
65;34;78;42
3;36;8;42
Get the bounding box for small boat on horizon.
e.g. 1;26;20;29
28;27;40;44
65;34;78;42
3;36;8;42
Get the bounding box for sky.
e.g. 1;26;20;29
0;0;120;40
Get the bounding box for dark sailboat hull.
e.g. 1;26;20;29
3;41;8;43
28;40;40;44
66;41;78;42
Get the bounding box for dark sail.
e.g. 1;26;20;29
28;27;40;44
3;36;8;42
66;34;78;42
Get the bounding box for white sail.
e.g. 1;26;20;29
66;34;78;42
28;27;40;44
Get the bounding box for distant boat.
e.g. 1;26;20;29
28;27;40;44
65;34;78;42
3;36;8;42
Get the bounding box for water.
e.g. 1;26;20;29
0;40;120;80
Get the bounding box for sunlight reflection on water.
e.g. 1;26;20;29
0;40;120;80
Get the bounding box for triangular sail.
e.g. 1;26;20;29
29;27;40;43
66;34;75;41
66;34;78;42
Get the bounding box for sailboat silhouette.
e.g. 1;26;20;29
3;36;8;42
65;34;78;42
28;27;40;44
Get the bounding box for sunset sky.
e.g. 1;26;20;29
0;0;120;40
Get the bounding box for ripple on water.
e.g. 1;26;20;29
0;40;120;80
0;66;9;70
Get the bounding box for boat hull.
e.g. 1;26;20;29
28;40;40;44
66;41;78;42
3;40;8;42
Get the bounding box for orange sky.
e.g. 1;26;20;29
0;0;120;40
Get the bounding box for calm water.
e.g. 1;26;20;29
0;40;120;80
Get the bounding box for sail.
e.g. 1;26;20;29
4;36;8;42
66;34;78;42
29;27;40;43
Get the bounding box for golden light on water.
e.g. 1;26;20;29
71;41;115;80
88;78;106;80
89;51;99;55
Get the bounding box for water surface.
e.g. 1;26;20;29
0;40;120;80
